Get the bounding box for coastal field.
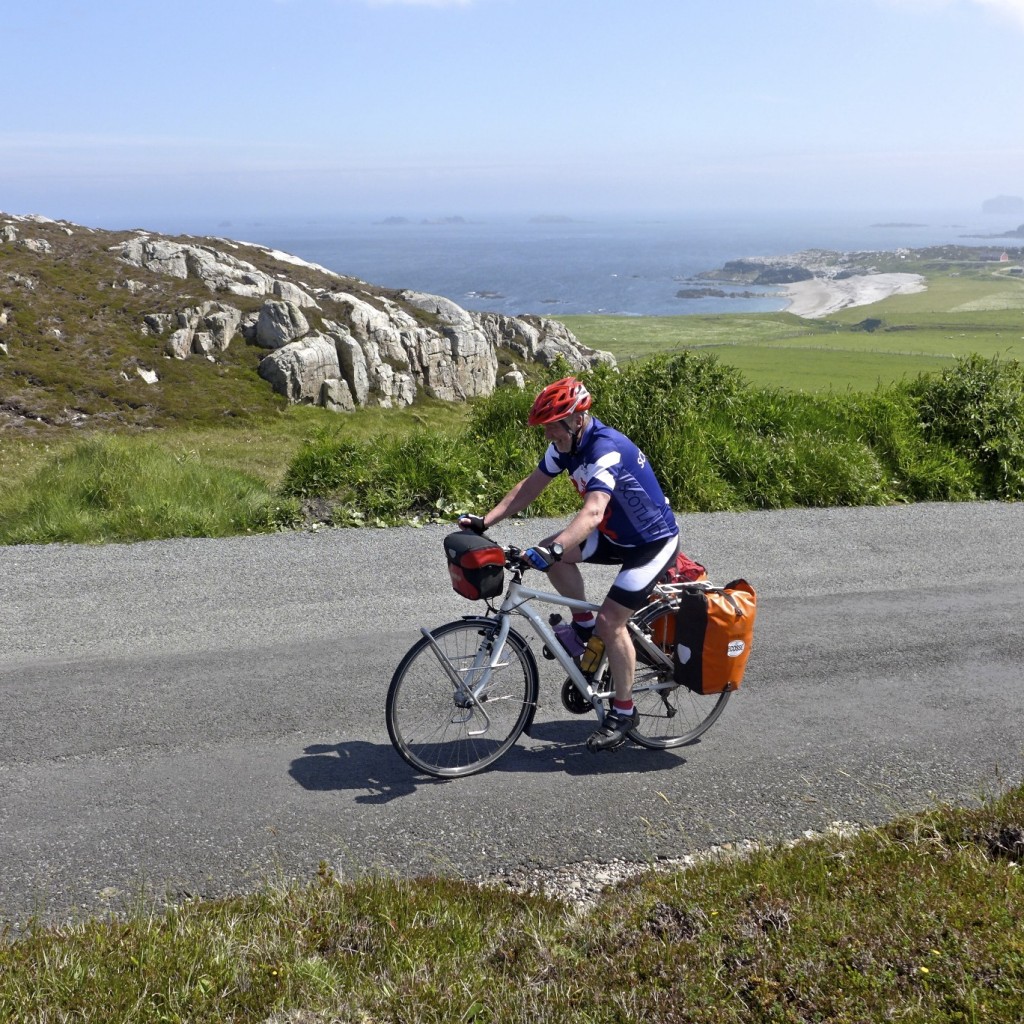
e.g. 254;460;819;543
563;259;1024;391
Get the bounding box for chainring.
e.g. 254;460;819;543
560;677;593;715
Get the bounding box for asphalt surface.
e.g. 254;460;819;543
1;502;1022;928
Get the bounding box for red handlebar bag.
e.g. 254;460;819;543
443;532;505;601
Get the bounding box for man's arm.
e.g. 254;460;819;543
479;467;554;529
552;488;610;551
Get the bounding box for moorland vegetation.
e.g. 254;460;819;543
2;785;1021;1022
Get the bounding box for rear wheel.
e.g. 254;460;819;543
625;602;731;749
386;619;538;778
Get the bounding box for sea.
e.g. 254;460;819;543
164;208;1011;318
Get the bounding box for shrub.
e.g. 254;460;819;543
908;354;1024;500
275;352;1024;527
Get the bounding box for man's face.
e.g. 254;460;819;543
543;415;580;453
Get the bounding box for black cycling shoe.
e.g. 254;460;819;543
586;708;637;753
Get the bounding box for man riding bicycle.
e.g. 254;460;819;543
459;376;680;752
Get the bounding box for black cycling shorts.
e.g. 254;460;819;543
579;531;680;611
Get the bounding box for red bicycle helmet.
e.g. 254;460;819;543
527;376;592;426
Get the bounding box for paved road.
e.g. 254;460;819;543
1;503;1022;927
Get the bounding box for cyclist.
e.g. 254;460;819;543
459;376;680;752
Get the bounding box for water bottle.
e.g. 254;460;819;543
580;635;605;675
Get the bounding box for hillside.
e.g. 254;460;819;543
0;213;609;434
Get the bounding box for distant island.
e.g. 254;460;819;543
982;195;1024;215
963;223;1024;240
675;286;776;300
870;222;928;228
377;216;472;226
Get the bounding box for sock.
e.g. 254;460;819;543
572;612;597;638
612;699;635;717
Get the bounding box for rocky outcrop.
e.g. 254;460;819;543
704;259;815;286
255;300;310;349
256;334;341;403
472;310;615;369
119;236;275;297
115;233;613;412
143;302;244;360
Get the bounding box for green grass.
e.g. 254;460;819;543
2;784;1021;1023
665;344;959;394
4;350;1023;542
562;307;1024;393
0;435;301;544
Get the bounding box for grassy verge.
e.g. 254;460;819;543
3;350;1023;543
0;400;472;544
2;784;1021;1023
275;352;1024;528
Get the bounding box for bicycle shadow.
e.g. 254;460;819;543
290;721;690;804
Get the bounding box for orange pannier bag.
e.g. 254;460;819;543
667;579;757;695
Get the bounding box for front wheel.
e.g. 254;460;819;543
625;602;731;749
386;618;539;778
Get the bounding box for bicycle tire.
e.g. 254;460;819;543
386;618;539;778
624;602;731;749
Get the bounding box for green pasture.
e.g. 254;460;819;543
562;265;1024;392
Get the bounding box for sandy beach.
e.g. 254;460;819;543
784;272;927;319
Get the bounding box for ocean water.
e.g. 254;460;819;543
192;209;1001;318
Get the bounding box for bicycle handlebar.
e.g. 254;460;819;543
501;544;534;573
464;535;539;575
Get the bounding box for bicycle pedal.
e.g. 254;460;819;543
586;733;627;754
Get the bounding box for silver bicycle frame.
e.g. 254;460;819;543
498;577;607;715
421;575;686;734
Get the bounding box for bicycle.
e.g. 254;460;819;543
385;540;734;778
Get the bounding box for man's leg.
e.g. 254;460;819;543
544;555;596;657
596;597;635;705
585;597;639;752
546;558;586;602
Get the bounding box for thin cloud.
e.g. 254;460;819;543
970;0;1024;29
877;0;1024;29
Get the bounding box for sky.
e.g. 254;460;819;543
2;0;1023;229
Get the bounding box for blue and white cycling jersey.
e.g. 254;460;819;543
538;416;678;547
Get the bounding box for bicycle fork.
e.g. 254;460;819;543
420;622;513;736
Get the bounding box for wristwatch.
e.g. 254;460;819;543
550;542;564;561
